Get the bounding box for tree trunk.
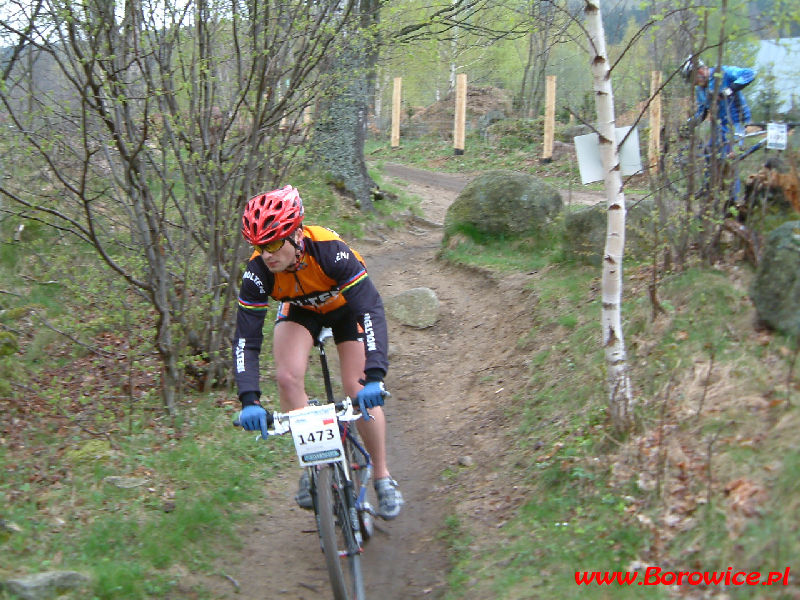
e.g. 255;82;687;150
312;3;380;210
584;0;635;430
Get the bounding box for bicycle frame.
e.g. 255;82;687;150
314;328;374;518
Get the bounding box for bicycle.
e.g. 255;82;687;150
666;123;793;214
234;327;376;600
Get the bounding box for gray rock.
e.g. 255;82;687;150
103;475;149;489
750;220;800;336
443;170;562;241
3;571;91;600
384;287;440;328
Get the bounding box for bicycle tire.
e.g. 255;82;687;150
344;430;374;542
316;464;365;600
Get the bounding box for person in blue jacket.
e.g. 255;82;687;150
680;56;757;207
681;55;757;153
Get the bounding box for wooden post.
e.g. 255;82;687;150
303;105;312;127
648;70;662;172
453;73;467;155
391;77;402;148
541;75;557;163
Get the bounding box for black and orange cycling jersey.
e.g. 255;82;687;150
232;225;388;398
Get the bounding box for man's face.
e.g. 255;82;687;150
694;66;710;87
258;229;300;272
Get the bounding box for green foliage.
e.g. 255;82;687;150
0;2;798;597
63;439;114;466
486;118;543;150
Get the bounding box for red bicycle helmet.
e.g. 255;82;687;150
241;185;304;245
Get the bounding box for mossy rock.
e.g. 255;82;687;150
563;198;658;266
443;170;562;241
64;439;114;465
750;220;800;337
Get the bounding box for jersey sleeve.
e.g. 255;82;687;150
321;239;390;378
726;67;755;92
232;260;272;397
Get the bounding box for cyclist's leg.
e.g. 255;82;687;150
336;339;391;479
332;312;403;518
717;124;740;215
338;340;403;518
731;123;746;203
273;304;316;411
274;307;319;509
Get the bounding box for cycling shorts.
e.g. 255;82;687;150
275;302;364;345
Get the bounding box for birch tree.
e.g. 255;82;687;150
584;0;634;429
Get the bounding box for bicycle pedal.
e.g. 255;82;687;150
360;503;375;540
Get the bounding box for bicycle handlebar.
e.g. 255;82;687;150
233;398;364;438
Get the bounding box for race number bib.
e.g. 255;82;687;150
288;404;344;466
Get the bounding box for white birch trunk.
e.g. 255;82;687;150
584;0;634;429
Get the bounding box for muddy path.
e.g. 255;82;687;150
198;165;563;599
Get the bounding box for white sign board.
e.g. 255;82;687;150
574;126;643;185
766;122;787;150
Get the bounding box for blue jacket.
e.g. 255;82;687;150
694;65;756;134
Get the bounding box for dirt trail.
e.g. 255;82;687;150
199;165;574;599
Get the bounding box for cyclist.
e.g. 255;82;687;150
680;55;757;207
680;55;756;153
232;185;403;519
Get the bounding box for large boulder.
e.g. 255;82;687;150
443;170;562;240
749;220;800;336
563;198;656;266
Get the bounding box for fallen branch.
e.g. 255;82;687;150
723;219;760;265
219;572;240;592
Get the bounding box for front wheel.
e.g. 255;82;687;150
345;431;374;542
316;464;365;600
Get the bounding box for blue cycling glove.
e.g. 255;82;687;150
357;380;387;420
238;404;269;439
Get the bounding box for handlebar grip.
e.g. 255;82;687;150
232;411;275;429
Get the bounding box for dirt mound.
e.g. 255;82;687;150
406;85;513;137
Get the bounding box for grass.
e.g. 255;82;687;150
0;389;294;598
375;136;800;599
439;235;563;273
435;244;799;599
432;242;799;598
366;132;585;189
